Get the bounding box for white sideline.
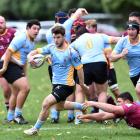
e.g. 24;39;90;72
1;127;115;132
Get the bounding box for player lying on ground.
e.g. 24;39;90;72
78;92;140;129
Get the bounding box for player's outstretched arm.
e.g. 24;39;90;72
110;48;128;62
78;112;116;122
83;101;125;115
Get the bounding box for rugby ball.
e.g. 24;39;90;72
29;54;45;69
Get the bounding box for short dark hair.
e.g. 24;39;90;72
76;26;89;38
68;8;77;17
51;25;65;36
26;19;41;29
129;11;140;18
118;91;134;102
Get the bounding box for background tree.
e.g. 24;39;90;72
0;0;140;20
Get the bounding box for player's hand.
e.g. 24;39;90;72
77;114;84;119
74;8;88;19
28;55;34;63
121;48;128;58
83;101;95;108
0;67;7;75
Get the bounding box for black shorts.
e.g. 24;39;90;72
108;68;118;87
51;84;74;103
130;73;140;87
48;65;52;83
0;61;25;84
76;62;107;85
73;69;77;82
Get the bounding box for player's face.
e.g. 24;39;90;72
117;98;126;105
27;24;40;40
0;16;6;34
127;28;138;39
53;33;65;48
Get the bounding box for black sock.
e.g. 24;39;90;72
5;102;9;111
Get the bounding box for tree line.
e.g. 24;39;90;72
0;0;140;20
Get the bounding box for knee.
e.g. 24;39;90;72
42;101;51;111
22;85;30;94
2;86;11;95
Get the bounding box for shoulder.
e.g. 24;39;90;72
7;27;16;34
76;33;90;42
12;32;26;44
43;43;56;50
122;103;135;113
118;36;128;43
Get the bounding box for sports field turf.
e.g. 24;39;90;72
0;43;139;140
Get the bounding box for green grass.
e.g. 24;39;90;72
0;43;139;140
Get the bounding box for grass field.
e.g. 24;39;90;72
0;43;139;140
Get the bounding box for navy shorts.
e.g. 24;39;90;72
130;73;140;87
0;61;25;84
76;62;108;85
108;68;118;87
51;84;74;102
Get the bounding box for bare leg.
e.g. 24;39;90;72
38;94;57;121
74;84;85;124
135;83;140;101
13;77;30;109
95;82;108;103
66;93;75;122
110;88;120;99
0;77;11;110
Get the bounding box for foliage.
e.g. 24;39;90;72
0;0;140;20
101;0;140;18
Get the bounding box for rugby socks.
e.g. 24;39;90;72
75;111;82;125
15;107;22;117
50;108;59;119
7;110;14;121
73;102;83;110
5;102;9;111
34;119;45;129
68;110;74;119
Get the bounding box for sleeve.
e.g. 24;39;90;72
63;18;75;43
104;43;112;50
113;38;125;54
37;44;51;55
8;34;26;52
70;48;83;70
121;104;133;114
63;18;74;31
101;34;112;44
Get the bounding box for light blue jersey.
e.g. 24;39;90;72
4;32;35;66
70;33;111;64
46;18;75;44
113;35;140;77
37;43;82;86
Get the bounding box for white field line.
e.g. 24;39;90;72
0;126;132;132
